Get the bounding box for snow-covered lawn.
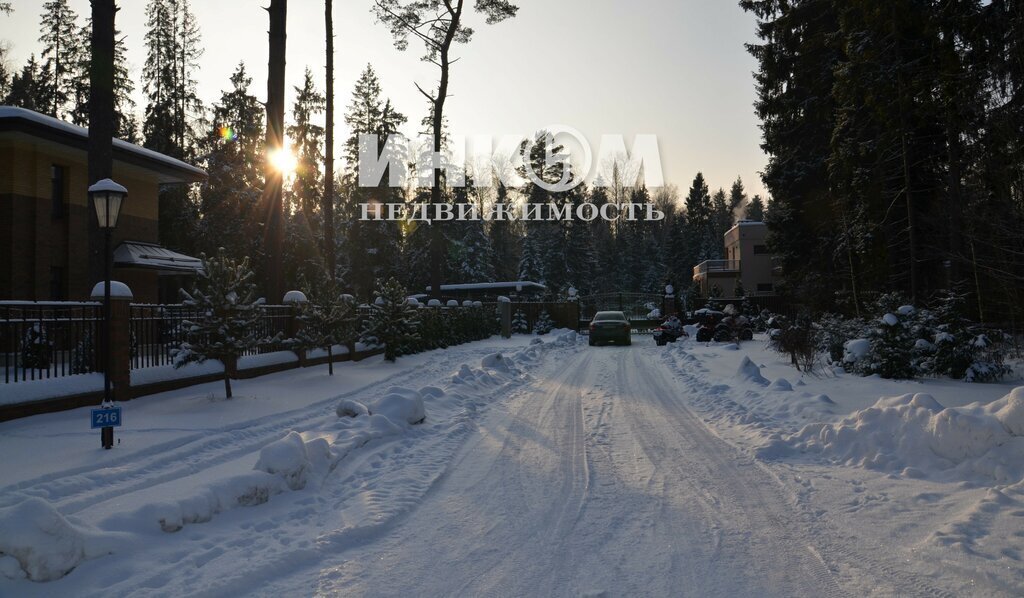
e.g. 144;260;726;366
1;331;1022;596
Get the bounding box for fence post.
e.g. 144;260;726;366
109;294;132;403
499;299;511;338
283;291;307;365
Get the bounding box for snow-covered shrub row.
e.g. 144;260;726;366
359;278;499;361
838;295;1012;381
0;498;110;582
766;292;1012;382
770;388;1024;483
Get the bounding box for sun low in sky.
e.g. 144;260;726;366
3;0;768;198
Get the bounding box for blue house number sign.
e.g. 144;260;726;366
91;407;122;429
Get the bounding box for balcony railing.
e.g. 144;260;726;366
693;260;741;277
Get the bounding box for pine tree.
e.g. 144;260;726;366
343;64;406;298
744;194;765;221
143;0;201;159
172;250;269;398
448;181;496;282
288;68;326;237
517;132;568;295
4;55;46;110
511;309;529;334
728;177;747;215
534;309;554;335
196;63;264;262
362;277;419;362
295;276;357;375
489;182;521;282
564;185;599;294
741;0;842;303
37;0;82;119
69;19;137;140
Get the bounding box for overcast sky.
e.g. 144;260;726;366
3;0;768;198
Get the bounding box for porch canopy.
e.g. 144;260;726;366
113;241;203;274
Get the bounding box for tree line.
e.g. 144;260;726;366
741;0;1024;326
1;0;769;302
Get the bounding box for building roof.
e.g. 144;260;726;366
424;281;547;292
0;106;206;184
114;241;203;274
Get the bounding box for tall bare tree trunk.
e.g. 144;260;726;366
88;0;116;289
263;0;287;300
323;0;336;279
428;0;463;299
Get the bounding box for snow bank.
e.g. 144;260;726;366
254;431;314;490
481;352;517;373
0;373;104;406
779;387;1024;483
736;356;769;386
0;498;103;581
369;387;426;425
336;399;370;418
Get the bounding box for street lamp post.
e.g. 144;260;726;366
89;179;127;450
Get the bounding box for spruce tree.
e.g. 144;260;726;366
744;194;765;221
448;181;496;282
37;0;81;119
511;309;529;334
489;182;521;282
288;68;326;236
172;250;268;398
295;276;357;375
196;63;264;262
343;64;406;298
362;277;419;362
4;56;46;110
564;185;599;294
534;310;554;335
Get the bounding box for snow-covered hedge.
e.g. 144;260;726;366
774;292;1013;382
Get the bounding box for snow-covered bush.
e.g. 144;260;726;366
511;309;530;334
171;250;269;398
534;310;554;335
361;278;419;362
855;312;916;379
20;323;52;370
816;313;866;364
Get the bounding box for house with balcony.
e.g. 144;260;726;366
0;107;206;303
693;220;779;298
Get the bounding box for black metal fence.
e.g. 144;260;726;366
129;304;299;370
0;301;102;383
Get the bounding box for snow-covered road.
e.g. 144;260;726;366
285;344;847;597
3;332;1021;596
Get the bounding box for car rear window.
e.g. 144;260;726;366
594;312;625;321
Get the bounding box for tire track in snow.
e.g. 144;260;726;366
655;345;965;598
618;347;847;597
0;344;507;515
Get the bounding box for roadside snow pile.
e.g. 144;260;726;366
336;399;370;418
481;352;517;373
369;387;427;425
254;431;328;490
0;498;106;581
736;356;769;386
777;387;1024;483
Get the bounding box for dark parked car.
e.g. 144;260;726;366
588;311;632;346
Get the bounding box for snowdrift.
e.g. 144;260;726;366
0;498;108;581
774;387;1024;483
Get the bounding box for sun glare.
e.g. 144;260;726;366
269;147;297;175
